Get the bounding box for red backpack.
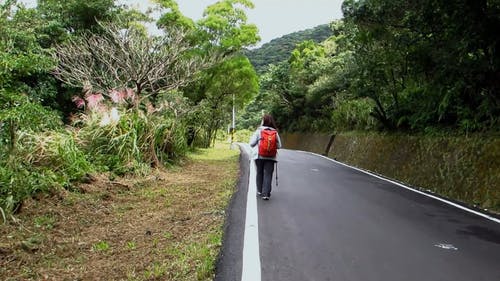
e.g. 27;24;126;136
258;129;278;157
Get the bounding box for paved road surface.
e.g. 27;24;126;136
215;147;500;281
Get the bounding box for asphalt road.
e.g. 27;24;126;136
215;147;500;281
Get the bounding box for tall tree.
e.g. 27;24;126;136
37;0;119;34
197;0;260;53
261;40;338;132
156;0;261;146
53;23;211;108
200;55;258;146
342;0;500;131
0;0;62;154
0;1;55;98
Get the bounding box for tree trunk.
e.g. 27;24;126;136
371;96;393;130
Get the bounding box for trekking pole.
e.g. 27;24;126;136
275;161;278;187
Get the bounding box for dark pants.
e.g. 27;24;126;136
255;159;275;197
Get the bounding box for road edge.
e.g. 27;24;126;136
303;150;500;224
214;144;249;281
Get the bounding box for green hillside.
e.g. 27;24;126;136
244;24;333;73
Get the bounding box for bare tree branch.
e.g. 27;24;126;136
53;22;218;105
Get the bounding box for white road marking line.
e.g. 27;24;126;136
241;145;261;281
305;151;500;224
435;243;459;250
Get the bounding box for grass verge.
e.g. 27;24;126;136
0;142;240;281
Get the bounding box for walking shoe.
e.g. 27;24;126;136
262;196;269;200
257;192;262;196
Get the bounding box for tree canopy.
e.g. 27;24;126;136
247;0;500;133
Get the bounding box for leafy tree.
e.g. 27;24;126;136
237;83;274;130
342;0;500;132
37;0;120;34
155;0;195;30
155;0;261;146
260;39;338;132
197;0;260;54
197;55;258;146
248;1;500;133
0;1;61;150
0;1;56;100
260;62;303;131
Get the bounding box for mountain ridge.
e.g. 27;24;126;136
244;24;333;74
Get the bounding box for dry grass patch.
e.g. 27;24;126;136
0;143;240;281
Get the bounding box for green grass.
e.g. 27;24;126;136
190;142;239;161
34;214;56;230
92;241;110;252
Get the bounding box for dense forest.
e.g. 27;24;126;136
241;0;500;134
1;0;499;219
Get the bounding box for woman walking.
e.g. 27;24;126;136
249;114;282;200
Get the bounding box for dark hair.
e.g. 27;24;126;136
262;114;277;129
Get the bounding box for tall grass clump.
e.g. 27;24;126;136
77;110;186;174
0;131;92;212
18;131;93;181
74;90;191;175
0;93;92;218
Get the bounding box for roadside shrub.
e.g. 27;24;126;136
76;106;189;174
0;90;62;153
212;128;253;144
233;129;253;143
0;131;92;217
187;127;210;148
331;97;376;131
0;161;59;215
0;91;92;219
18;131;92;181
